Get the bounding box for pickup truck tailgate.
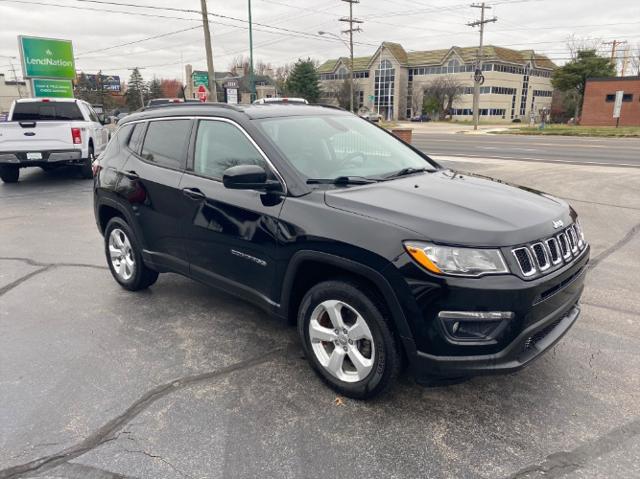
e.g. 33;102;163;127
0;122;75;152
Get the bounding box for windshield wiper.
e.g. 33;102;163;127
306;176;378;185
383;167;430;180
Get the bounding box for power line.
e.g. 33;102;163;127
75;26;202;58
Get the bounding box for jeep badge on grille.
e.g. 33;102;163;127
553;220;564;229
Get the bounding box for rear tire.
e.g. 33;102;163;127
298;279;402;399
104;217;159;291
80;146;94;179
0;165;19;183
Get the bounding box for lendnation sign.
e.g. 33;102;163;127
32;79;74;98
19;36;76;79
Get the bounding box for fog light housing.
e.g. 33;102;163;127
438;311;513;342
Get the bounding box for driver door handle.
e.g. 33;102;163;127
182;187;206;201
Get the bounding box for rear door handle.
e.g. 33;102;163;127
182;187;206;201
122;170;139;180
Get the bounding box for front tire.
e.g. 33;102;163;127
298;280;402;399
104;217;158;291
0;165;19;183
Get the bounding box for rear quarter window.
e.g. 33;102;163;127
12;102;84;121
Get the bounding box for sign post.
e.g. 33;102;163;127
613;90;624;128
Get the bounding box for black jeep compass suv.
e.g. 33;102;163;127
93;103;588;399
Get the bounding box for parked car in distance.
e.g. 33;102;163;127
0;98;109;183
410;114;431;122
359;111;383;123
93;103;588;399
253;97;309;105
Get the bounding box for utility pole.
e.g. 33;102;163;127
603;40;627;76
467;3;497;130
339;0;363;113
248;0;255;102
200;0;217;101
8;59;22;99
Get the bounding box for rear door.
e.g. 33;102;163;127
120;118;193;273
178;118;285;302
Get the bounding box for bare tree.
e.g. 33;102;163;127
411;86;424;117
566;34;603;61
422;75;464;120
630;42;640;76
228;56;273;76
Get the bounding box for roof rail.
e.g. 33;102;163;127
140;102;245;112
311;103;347;111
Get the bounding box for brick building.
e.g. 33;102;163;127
581;77;640;127
317;42;556;121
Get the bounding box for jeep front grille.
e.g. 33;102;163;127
511;223;587;278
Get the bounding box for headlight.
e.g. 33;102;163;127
404;241;509;277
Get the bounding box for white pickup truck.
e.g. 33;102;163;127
0;98;109;183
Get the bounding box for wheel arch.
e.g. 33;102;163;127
280;250;415;344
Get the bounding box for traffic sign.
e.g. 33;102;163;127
198;85;207;102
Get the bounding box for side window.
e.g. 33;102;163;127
140;120;191;170
193;120;267;179
128;123;146;154
87;107;100;123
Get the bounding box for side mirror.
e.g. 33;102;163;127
222;164;281;192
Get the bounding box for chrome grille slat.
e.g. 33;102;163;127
512;247;536;277
512;223;587;278
531;242;550;271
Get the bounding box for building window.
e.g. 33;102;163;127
375;59;395;119
623;93;633;102
605;94;616;102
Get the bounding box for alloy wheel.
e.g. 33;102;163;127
308;299;375;383
108;228;135;281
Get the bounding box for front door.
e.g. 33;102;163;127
179;119;285;304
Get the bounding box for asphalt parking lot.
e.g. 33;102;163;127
1;148;640;478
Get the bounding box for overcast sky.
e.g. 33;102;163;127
1;0;639;83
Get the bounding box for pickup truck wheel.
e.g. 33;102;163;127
0;165;19;183
298;280;401;399
104;217;159;291
80;146;94;179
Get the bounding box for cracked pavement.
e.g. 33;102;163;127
1;157;640;478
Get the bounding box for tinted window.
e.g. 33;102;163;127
194;120;266;179
140;120;191;170
12;102;84;121
128;123;146;153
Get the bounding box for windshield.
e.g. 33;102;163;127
256;115;436;180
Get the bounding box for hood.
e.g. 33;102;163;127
324;170;573;247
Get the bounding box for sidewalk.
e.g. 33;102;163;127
396;120;511;134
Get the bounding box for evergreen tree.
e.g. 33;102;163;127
552;50;616;118
74;72;93;102
285;58;320;103
126;68;147;110
148;77;163;100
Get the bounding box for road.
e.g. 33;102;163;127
412;132;640;168
1;156;640;478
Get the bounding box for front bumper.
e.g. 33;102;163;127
393;245;589;381
0;150;83;166
413;301;581;380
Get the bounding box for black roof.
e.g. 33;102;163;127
123;102;348;123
